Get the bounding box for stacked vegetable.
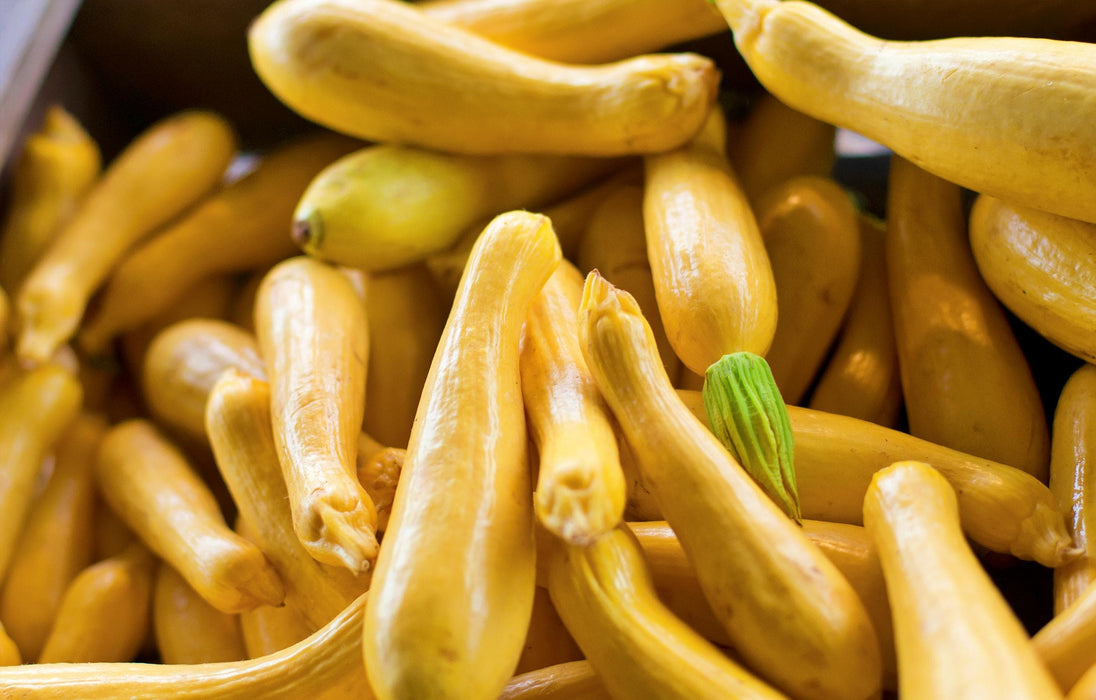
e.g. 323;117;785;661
0;0;1093;697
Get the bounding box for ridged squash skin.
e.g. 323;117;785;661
363;212;560;700
717;0;1096;225
249;0;719;156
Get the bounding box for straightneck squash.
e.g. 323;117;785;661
715;0;1096;225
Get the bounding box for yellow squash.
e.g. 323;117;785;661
521;261;627;546
547;526;786;699
513;586;583;676
579;272;880;700
729;92;837;203
579;183;681;383
887;156;1049;479
643;109;778;375
95;419;285;613
0;363;82;581
293;143;620;271
1049;364;1096;613
255;256;377;572
969;195;1096;363
1034;583;1096;694
864;461;1062;699
755;175;860;404
142;319;265;442
249;0;718;156
153;563;247;664
16;110;236;363
0;106;100;294
0;593;372;699
678;390;1075;565
362;264;447;448
808;215;902;427
239;602;312;659
206;370;369;630
0;620;18;666
78;132;359;352
418;0;725;64
363;211;559;700
0;413;104;662
355;433;404;534
715;0;1096;225
500;660;609;700
38;543;157;664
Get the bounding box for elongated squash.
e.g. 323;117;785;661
969;194;1096;363
500;660;609;700
363;211;559;700
677;389;1075;565
756;175;860;404
547;526;786;699
0;106;100;294
0;413;104;662
78;132;358;352
153;563;247;664
521;261;627;546
95;420;285;614
643;109;777;374
16;110;236;363
579;272;880;700
249;0;718;156
0;364;82;582
514;586;583;676
255;256;377;572
239;602;312;659
1035;583;1096;694
418;0;725;64
1050;364;1096;613
808;215;902;427
206;370;368;630
715;0;1096;225
864;461;1062;699
0;593;371;699
887;156;1049;478
38;543;157;664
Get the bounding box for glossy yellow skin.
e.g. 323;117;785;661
0;413;104;662
95;420;285;614
643;110;778;375
500;660;609;700
38;544;156;664
580;184;681;383
0;593;371;699
888;157;1049;479
717;0;1096;225
418;0;725;64
0;364;82;581
294;144;618;271
756;175;860;404
1035;582;1096;694
729;93;836;203
362;264;446;448
969;195;1096;363
521;262;627;546
629;520;898;690
514;586;582;675
142;319;265;442
250;0;718;155
255;256;377;572
579;273;881;700
0;106;100;294
808;215;902;427
16;110;236;363
1050;364;1096;613
206;371;369;630
153;563;247;664
78;132;359;353
547;526;786;700
677;390;1074;566
864;461;1063;700
363;212;559;700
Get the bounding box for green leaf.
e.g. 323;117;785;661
702;352;801;522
